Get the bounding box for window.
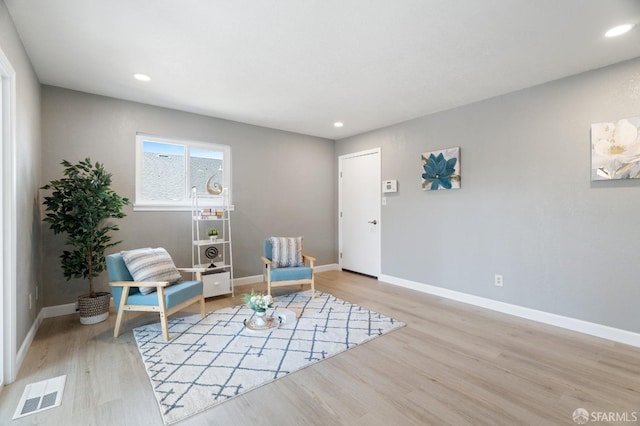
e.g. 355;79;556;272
135;133;231;210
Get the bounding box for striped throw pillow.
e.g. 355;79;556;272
269;237;304;268
120;248;182;295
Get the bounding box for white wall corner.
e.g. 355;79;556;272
378;274;640;348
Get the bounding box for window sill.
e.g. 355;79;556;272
133;204;235;212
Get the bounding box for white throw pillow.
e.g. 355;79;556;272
269;237;304;268
120;248;182;295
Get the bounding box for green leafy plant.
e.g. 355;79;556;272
242;289;273;312
207;228;218;237
41;158;129;297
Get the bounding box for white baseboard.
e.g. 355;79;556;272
42;302;77;318
15;308;45;377
315;263;340;273
233;275;263;287
379;274;640;348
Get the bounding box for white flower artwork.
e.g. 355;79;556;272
591;117;640;180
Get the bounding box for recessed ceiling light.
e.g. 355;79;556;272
334;122;344;128
133;73;151;82
605;24;634;38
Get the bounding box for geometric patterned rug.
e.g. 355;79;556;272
133;290;405;425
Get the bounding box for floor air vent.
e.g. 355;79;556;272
13;375;66;419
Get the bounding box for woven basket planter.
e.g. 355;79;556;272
78;292;111;325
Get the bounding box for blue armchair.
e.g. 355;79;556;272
106;252;206;341
261;238;315;297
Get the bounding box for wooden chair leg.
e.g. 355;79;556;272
199;296;206;318
157;287;170;341
113;311;125;338
114;286;131;338
159;311;170;341
311;276;315;298
266;265;272;296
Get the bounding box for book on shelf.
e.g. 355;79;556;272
194;213;225;220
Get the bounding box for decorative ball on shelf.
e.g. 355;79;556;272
205;246;219;268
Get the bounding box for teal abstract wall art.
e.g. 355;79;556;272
421;147;460;190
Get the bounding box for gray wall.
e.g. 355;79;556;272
337;57;640;334
5;0;639;351
0;0;42;351
41;86;336;306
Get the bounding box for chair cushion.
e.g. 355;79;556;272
270;266;312;281
124;280;203;308
268;237;304;268
120;248;182;295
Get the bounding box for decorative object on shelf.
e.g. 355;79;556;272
207;228;218;241
204;246;218;268
206;177;223;195
41;158;129;325
421;147;461;190
591;117;640;180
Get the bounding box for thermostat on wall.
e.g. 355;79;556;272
382;180;398;193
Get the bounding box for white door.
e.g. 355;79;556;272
339;148;381;277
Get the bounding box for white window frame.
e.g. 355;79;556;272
134;133;232;211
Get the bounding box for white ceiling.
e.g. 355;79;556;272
6;0;640;139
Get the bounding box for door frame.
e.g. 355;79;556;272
0;46;17;387
338;147;381;277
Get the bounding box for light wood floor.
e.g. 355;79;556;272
1;271;639;425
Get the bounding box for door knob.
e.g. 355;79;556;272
368;220;377;225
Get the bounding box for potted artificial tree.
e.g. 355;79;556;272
42;158;129;324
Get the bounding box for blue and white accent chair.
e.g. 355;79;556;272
262;237;315;298
106;248;206;341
